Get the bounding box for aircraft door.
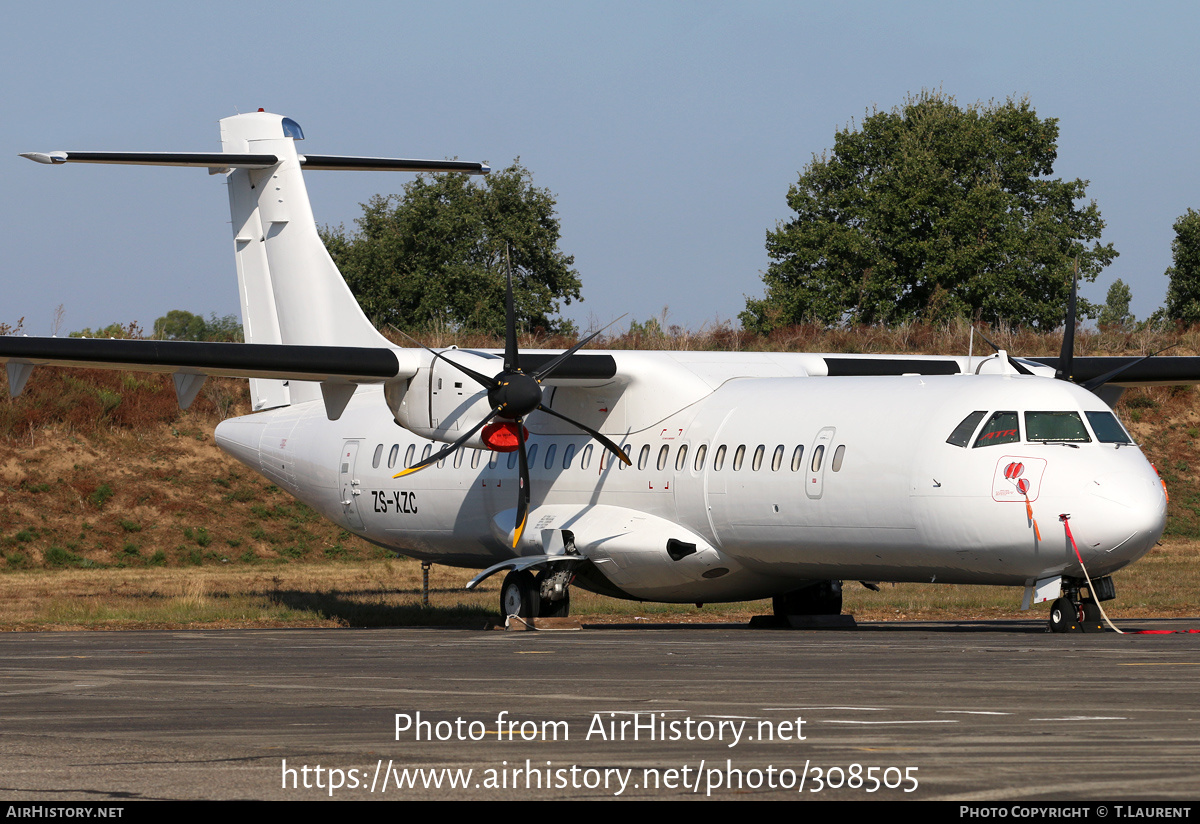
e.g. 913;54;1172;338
339;440;365;530
805;427;836;499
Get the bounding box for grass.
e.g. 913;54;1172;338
0;540;1194;631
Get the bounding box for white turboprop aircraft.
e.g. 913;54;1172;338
7;111;1194;632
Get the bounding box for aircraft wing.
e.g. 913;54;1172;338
1026;356;1200;386
0;335;417;419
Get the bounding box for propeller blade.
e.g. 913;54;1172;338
1057;262;1078;382
513;422;531;547
504;246;520;374
532;313;628;381
390;326;496;390
1080;344;1179;393
393;409;500;478
536;403;631;466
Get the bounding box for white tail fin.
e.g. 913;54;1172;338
220;112;390;408
24;111;489;412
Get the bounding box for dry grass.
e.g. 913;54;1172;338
0;539;1196;631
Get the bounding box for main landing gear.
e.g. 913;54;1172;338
1047;577;1113;633
500;568;572;620
772;580;843;617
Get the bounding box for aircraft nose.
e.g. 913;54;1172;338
1075;470;1167;567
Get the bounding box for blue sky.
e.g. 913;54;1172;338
4;1;1198;336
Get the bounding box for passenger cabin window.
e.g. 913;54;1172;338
733;445;746;471
752;445;765;471
453;449;463;469
372;444;383;469
791;445;804;471
563;443;576;469
1026;411;1091;443
714;445;726;471
657;445;669;471
404;444;416;468
771;445;784;471
811;444;824;472
388;444;400;469
471;450;482;469
694;444;707;471
581;445;593;470
947;411;988;447
544;444;557;470
638;445;651;470
675;444;688;471
973;412;1020;447
1086;411;1133;444
832;444;846;471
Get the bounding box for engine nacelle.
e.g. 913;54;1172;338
387;349;497;448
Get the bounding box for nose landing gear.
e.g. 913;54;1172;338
1047;578;1111;633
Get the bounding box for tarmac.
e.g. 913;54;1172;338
0;618;1198;800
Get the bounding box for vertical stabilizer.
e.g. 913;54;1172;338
220;112;394;409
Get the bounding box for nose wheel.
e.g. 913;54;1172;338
1048;594;1105;633
1048;597;1078;633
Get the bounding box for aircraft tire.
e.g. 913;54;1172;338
501;570;540;619
772;580;843;616
1048;597;1077;633
539;589;571;619
1079;600;1103;632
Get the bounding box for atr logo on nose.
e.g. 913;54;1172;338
992;457;1047;502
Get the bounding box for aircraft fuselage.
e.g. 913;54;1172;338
215;370;1165;603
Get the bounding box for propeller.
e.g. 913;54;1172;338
978;261;1174;393
394;250;630;546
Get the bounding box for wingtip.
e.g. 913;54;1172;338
20;152;62;165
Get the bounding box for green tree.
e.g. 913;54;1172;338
152;310;243;342
741;93;1117;331
1165;209;1200;325
1098;279;1134;329
322;162;581;334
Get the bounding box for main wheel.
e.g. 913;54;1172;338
501;570;539;618
773;580;843;616
1048;597;1077;633
538;588;571;618
1079;600;1103;632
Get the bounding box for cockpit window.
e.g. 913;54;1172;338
946;411;987;447
1085;411;1134;444
1026;411;1091;443
973;411;1019;447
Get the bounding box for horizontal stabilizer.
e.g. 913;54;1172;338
298;155;489;174
0;337;410;383
20;151;279;169
21;151;489;175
